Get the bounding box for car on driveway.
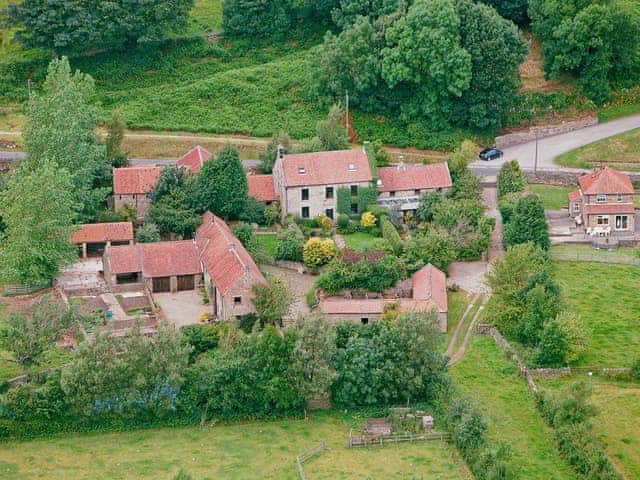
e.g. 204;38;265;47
479;148;503;161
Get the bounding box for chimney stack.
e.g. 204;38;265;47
276;144;285;160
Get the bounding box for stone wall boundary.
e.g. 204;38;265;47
495;117;598;149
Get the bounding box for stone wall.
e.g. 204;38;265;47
495;116;598;149
525;169;640;186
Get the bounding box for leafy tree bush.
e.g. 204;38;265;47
6;0;194;52
275;223;305;262
380;216;403;254
303;238;336;267
106;110;128;168
252;276;293;326
631;358;640;381
316;104;349;151
239;196;267;225
449;169;482;201
479;0;529;25
401;229;456;273
232;222;254;249
259;131;292;173
315;215;333;231
433;198;484;229
331;0;405;29
503;194;549;250
497;160;525;198
150;165;189;204
357;186;380;215
263;202;281;227
135;223;160;243
360;211;377;228
535;321;569;367
417;192;443;223
556;311;591;363
117;204;138;223
337;213;351;231
180;324;219;364
317;255;405;294
223;0;293;39
148;188;201;239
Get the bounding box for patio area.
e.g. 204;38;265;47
154;290;206;328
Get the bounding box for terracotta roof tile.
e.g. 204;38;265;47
411;264;447;313
177;145;212;173
113;166;162;194
578;167;634;195
107;245;141;274
136;240;201;278
378;163;452;192
248;174;277;202
280;149;372;187
196;212;265;295
583;204;635;215
568;190;581;202
71;222;133;244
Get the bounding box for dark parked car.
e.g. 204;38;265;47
479;148;503;161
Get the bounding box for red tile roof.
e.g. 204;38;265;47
177;146;212;173
71;222;133;244
377;163;452;193
136;240;201;278
196;212;265;295
279;149;372;187
411;264;447;313
583;204;635;215
568;190;581;202
248;174;277;202
107;245;141;274
113;166;162;195
578;167;634;195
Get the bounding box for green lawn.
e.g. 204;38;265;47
555;128;640;171
255;233;277;258
553;261;640;366
451;335;578;480
340;232;378;252
443;291;472;349
537;377;640;479
0;412;470;480
529;184;574;210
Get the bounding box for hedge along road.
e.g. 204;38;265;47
470;114;640;171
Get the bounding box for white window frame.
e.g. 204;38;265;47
615;215;629;230
596;215;609;226
596;194;606;204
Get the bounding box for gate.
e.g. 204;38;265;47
152;276;170;292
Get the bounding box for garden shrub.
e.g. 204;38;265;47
180;324;219;364
337;187;352;215
336;213;350;231
316;254;405;294
239;196;266;225
360;211;377;228
263;202;280;226
630;358;640;381
503;194;549;250
381;216;403;255
135;223;160;243
357;186;379;214
232;222;254;248
401;229;457;273
535;321;569;367
303;237;336;267
275;223;304;262
497;160;526;198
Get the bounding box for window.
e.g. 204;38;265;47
325;208;334;220
325;186;334;199
350;185;358;196
389;191;396;198
617;194;623;203
350;203;358;214
301;206;310;218
596;216;609;225
361;318;369;325
348;163;356;171
615;215;629;230
414;189;421;196
301;188;309;201
233;296;242;306
596;194;606;203
573;203;580;213
298;167;306;174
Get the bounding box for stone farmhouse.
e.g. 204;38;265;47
377;162;452;214
113;166;162;220
319;264;448;332
568;167;636;234
272;147;373;220
102;213;265;319
71;222;134;258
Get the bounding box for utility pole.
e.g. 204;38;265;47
27;78;31;98
345;91;350;138
534;128;539;174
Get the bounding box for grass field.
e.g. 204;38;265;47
451;335;578;480
0;412;471;480
555;128;640;171
553;261;640;366
537;377;640;479
529;184;573;210
340;232;378;252
255;233;277;258
443;290;473;349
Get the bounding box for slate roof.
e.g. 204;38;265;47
578;167;634;195
248;174;277;202
177;146;212;173
279;149;372;187
71;222;133;244
377;163;452;192
113;166;162;195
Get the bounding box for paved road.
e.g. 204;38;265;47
470;114;640;171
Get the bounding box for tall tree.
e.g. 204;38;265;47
23;57;110;221
259;131;292;173
222;0;292;39
316;105;349;151
252;276;294;326
195;145;248;219
6;0;194;52
503;194;550;250
0;160;78;285
478;0;529;25
106;110;128;168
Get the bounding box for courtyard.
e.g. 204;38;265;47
154;290;206;328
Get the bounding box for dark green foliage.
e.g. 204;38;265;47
180;324;220;363
380;216;403;255
232;222;254;248
365;139;391;168
252;276;294;326
631;357;640;380
331;313;447;407
337;187;353;215
331;0;406;28
147;188;201;239
316;255;405;294
316;104;349;151
223;0;293;39
433;198;484;229
239;196;267;225
513;270;561;345
106;110;128;168
337;213;350;230
135;223;161;243
530;0;640;104
6;0;194;52
357;186;379;215
535;321;569;367
275;223;305;261
195;145;248;220
503;195;549;250
478;0;529;25
448;169;482;201
150;166;189;204
416;192;443;223
401;229;457;273
259;131;292;173
497;160;525;198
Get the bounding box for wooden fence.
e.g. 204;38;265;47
295;442;327;480
3;282;51;295
551;251;640;266
348;430;450;448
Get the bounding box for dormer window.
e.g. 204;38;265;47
617;194;623;202
298;167;306;174
596;194;606;203
348;163;356;171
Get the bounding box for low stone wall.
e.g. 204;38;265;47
525;169;640;186
495;117;598;149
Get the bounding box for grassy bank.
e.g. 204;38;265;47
555;128;640;171
0;411;470;479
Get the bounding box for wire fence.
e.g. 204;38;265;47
348;430;451;448
551;251;640;266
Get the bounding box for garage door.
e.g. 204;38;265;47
177;275;194;291
152;277;170;293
